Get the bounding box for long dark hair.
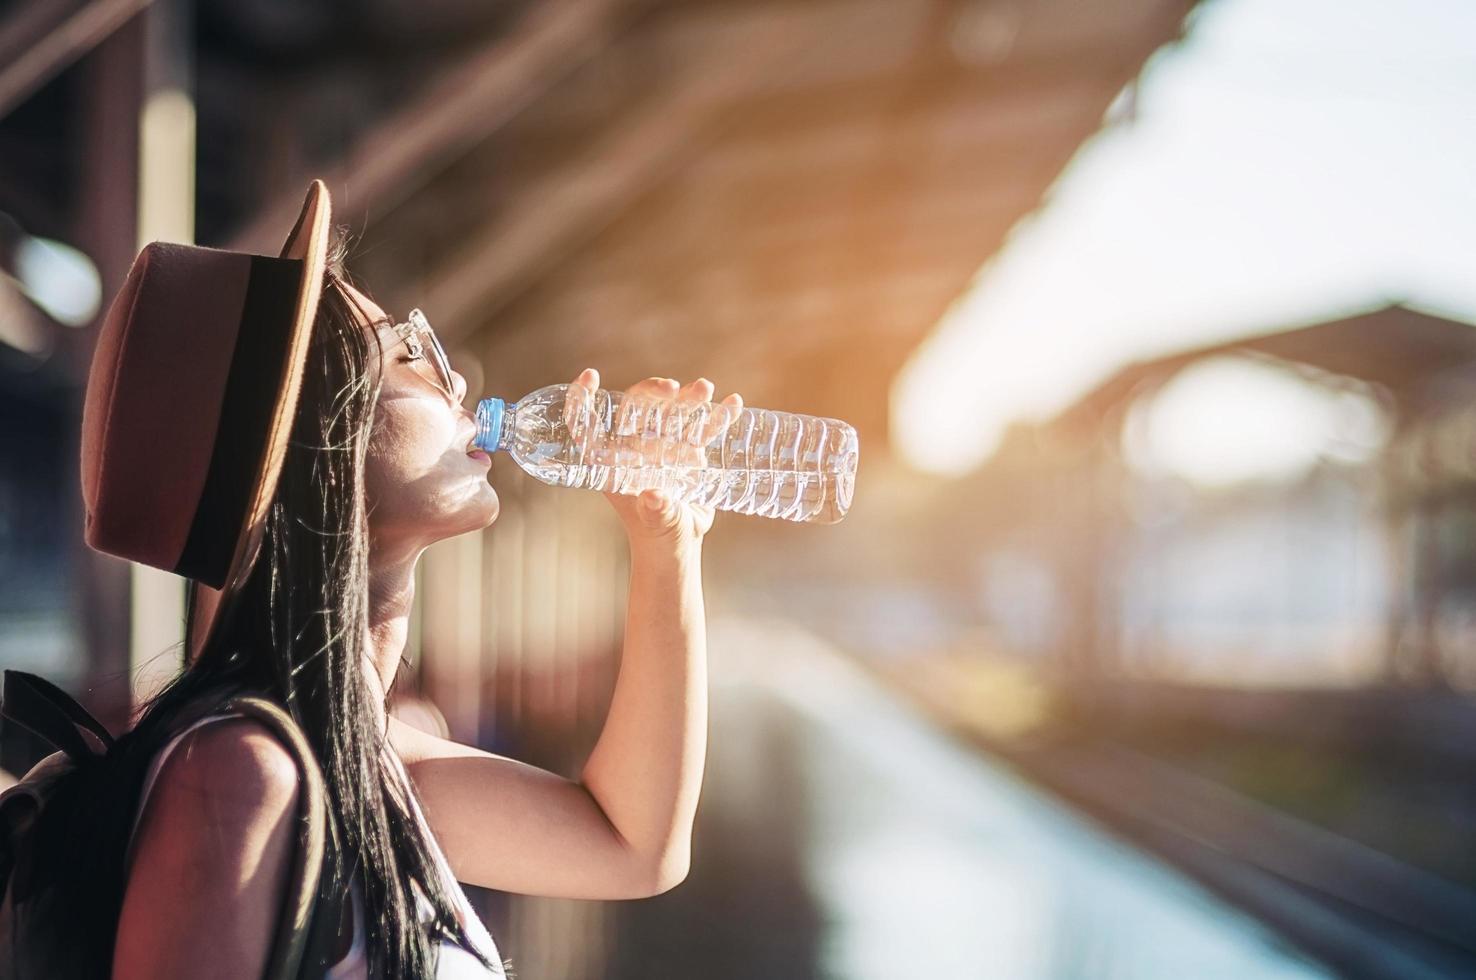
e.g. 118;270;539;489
123;228;501;976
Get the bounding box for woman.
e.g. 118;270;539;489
86;183;742;977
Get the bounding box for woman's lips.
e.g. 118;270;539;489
467;449;492;465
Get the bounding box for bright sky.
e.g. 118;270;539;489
892;0;1476;478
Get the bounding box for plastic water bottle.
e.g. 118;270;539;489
473;384;858;524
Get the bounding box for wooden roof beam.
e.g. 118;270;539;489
423;0;908;342
226;0;642;254
0;0;154;120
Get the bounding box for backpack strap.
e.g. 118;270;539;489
215;695;345;980
0;670;114;764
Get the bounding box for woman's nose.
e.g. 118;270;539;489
451;369;468;405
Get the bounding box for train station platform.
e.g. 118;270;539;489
607;618;1329;979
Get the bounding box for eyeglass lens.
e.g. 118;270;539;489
410;310;456;399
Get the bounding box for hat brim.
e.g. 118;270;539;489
186;180;332;662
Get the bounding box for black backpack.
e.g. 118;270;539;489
0;669;348;978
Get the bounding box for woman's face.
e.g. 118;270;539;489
342;282;499;556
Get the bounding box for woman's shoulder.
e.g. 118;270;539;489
115;715;305;979
125;678;316;824
160;716;303;801
130;712;304;864
124;686;306;854
132;682;300;767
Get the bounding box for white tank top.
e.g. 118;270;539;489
125;712;508;978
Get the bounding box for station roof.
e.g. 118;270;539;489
1053;304;1476;438
2;0;1199;450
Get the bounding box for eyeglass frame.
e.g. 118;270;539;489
389;308;457;402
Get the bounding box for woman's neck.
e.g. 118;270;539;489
364;546;423;735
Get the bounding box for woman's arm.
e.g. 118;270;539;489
579;538;707;892
389;538;709;900
390;371;732;900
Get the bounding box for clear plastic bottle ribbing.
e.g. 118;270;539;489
473;384;858;524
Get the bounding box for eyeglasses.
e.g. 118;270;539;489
390;308;457;402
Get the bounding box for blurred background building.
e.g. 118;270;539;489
2;0;1474;977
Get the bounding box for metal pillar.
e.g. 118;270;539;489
128;0;194;708
64;0;193;727
68;12;145;732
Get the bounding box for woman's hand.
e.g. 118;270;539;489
568;368;743;555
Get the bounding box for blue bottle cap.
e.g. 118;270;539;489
474;397;505;453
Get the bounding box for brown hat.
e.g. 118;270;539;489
80;180;332;662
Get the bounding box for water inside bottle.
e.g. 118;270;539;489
556;388;856;523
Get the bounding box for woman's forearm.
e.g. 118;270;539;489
579;539;708;891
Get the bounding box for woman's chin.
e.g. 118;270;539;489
423;508;498;548
410;476;500;543
463;481;499;527
476;495;500;529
